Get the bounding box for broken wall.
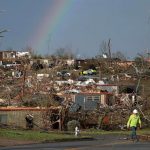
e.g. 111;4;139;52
0;108;43;129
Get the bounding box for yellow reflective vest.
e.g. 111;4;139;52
127;114;141;128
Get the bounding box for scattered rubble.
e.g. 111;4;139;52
0;51;150;131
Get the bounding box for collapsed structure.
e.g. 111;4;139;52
0;50;150;131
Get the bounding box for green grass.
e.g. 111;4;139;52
81;128;150;136
81;129;129;136
138;128;150;135
0;129;88;142
0;128;150;142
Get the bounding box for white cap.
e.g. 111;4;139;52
133;109;138;114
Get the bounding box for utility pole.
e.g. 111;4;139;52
108;38;112;67
108;38;111;59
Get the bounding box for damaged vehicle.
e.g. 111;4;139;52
57;70;71;77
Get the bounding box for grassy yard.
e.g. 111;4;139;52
0;128;150;143
0;129;84;142
81;128;150;135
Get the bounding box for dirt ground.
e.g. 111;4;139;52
0;138;38;147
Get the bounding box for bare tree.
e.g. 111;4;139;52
54;47;75;59
112;51;126;61
100;41;108;57
99;39;111;58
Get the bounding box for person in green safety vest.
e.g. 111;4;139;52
127;109;141;141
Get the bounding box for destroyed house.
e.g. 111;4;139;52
0;107;62;130
0;51;16;61
96;84;119;95
0;51;17;66
69;92;113;112
0;107;43;129
75;58;97;69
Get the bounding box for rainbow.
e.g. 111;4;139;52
30;0;74;54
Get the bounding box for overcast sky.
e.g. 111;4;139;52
0;0;150;59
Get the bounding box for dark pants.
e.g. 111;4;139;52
130;126;138;140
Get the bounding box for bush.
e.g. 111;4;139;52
67;120;80;131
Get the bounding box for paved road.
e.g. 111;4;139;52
0;134;149;150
